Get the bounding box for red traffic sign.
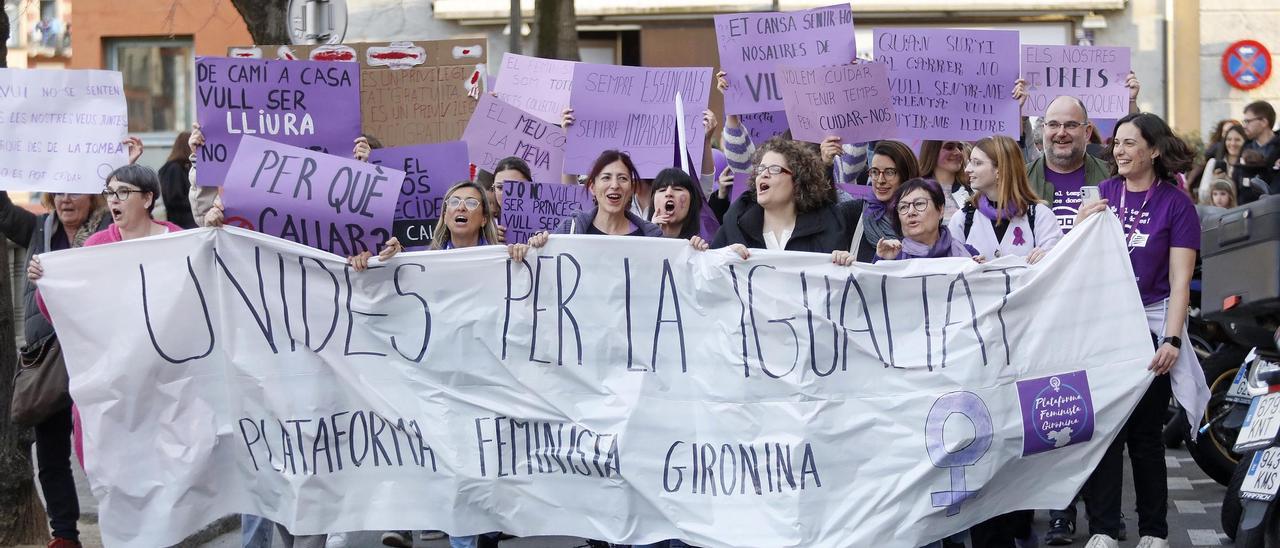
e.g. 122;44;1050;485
1222;40;1272;91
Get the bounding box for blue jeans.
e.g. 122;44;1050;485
240;515;326;548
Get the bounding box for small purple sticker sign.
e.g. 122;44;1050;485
740;111;790;143
463;94;566;184
1020;45;1130;118
873;28;1020;141
500;181;592;244
776;62;896;144
1016;370;1095;456
195;56;362;186
222;136;402;256
368;141;471;248
494;53;576;126
564;63;712;178
714;4;856;114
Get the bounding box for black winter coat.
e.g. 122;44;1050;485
711;191;864;253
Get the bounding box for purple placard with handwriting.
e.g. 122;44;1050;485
777;62;896;144
500;181;592;244
1020;45;1130;118
463;94;565;183
565;63;712;178
368;141;471;248
493;53;576;125
222;136;402;255
873;28;1019;141
714;4;856;114
740;111;790;143
195;56;361;186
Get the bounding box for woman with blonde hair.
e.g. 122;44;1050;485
950;135;1062;264
429;181;502;250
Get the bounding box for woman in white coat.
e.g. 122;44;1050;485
949;135;1062;264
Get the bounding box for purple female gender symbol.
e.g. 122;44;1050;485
925;391;993;516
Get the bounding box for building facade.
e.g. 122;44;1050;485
5;0;72;69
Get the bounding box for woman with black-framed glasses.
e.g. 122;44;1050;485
698;137;863;257
849;141;920;262
869;178;977;262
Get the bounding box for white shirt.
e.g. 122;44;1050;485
763;228;793;250
948;203;1062;258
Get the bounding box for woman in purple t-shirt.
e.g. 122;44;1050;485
1074;112;1206;548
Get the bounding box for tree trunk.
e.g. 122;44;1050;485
534;0;580;61
229;0;292;45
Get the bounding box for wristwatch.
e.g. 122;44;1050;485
1161;336;1182;349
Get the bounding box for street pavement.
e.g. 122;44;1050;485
40;445;1236;547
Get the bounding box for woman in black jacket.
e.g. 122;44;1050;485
701;136;862;255
158;131;196;229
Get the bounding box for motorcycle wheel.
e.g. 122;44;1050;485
1187;344;1252;485
1223;450;1250;540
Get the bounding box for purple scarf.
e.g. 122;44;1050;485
977;194;1020;222
864;198;889;222
896;226;973;259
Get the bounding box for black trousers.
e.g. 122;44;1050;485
1082;374;1171;539
34;404;80;541
968;509;1034;547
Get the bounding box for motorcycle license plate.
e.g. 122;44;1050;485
1227;363;1254;404
1236;392;1280;453
1241;447;1280;502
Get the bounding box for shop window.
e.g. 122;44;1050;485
106;38;194;134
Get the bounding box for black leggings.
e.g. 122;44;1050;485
1083;374;1171;539
35;404;80;541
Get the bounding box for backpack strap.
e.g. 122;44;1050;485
1027;204;1037;247
963;204;976;239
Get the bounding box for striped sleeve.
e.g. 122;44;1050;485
721;125;755;173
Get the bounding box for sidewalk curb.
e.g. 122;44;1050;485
173;515;238;548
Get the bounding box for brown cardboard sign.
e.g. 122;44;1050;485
229;39;487;147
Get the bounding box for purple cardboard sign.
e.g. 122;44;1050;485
740;111;790;143
195;57;362;186
1016;370;1095;456
368;141;471;248
494;53;576;125
463;94;566;184
222;136;402;256
1021;45;1130;118
565;63;712;178
714;4;856;115
873;29;1020;141
500;181;592;244
777;62;896;144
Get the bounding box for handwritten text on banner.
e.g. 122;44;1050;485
1020;45;1131;118
494;53;575;125
463;94;566;184
777;62;895;144
40;215;1152;548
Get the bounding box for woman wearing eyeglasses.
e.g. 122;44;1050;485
850;141;920;262
700;137;863;257
949;136;1062;264
482;156;534;244
873;178;977;261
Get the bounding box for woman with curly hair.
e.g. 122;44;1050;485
698;137;863;263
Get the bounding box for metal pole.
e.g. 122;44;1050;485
509;0;522;54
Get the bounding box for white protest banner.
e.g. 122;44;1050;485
0;68;128;192
40;214;1152;548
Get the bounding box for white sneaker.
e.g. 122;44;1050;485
325;532;349;548
1135;536;1169;548
1084;534;1119;548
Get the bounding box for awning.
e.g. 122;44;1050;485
433;0;1126;21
